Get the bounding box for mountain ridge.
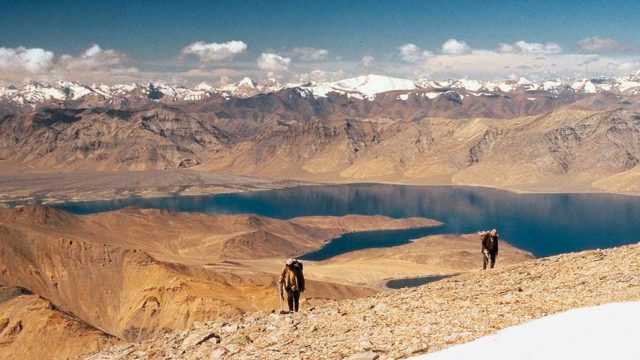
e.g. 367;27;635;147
5;106;640;194
3;72;640;110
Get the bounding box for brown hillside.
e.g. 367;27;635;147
309;233;533;285
84;244;640;360
0;286;119;360
0;205;442;357
4;107;640;194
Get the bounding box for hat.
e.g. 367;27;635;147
490;229;497;235
286;258;295;265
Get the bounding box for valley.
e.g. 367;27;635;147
2;204;509;359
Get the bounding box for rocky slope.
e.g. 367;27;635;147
0;286;119;359
83;243;640;360
0;107;233;170
0;205;444;358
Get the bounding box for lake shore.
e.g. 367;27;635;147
0;169;310;205
3;169;640;206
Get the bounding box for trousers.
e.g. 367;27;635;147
483;251;497;269
286;289;300;312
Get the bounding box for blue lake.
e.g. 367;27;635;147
386;274;456;289
53;184;640;261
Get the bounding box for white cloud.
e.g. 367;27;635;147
499;41;562;54
0;47;54;73
181;67;218;78
286;47;329;61
361;55;375;67
578;37;632;53
419;49;640;79
293;69;347;83
0;44;138;84
57;44;131;72
257;53;291;72
3;38;640;86
442;39;471;55
398;43;432;62
181;67;248;81
608;59;640;71
180;40;247;62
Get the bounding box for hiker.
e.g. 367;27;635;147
279;258;305;312
480;229;499;270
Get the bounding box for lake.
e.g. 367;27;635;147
386;274;456;289
54;184;640;260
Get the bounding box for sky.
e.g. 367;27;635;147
1;0;640;85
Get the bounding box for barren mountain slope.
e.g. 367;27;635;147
453;108;640;190
187;88;592;138
84;244;640;360
78;208;438;263
0;107;232;171
0;206;404;344
4;105;640;193
308;233;534;285
201;108;640;192
0;205;437;350
0;286;119;360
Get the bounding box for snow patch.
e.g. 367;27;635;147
319;74;417;99
412;302;640;360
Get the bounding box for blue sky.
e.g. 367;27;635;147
1;0;640;84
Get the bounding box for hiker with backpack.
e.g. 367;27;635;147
479;229;499;270
279;258;305;312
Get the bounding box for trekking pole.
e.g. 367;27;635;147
278;282;284;312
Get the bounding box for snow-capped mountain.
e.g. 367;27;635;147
219;77;285;98
300;74;417;100
3;73;640;109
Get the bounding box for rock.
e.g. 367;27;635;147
346;351;379;360
180;331;220;352
225;343;240;356
221;323;238;333
403;344;429;356
373;303;387;313
210;348;227;359
358;339;372;351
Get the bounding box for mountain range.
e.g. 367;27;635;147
3;104;640;194
3;73;640;359
3;73;640;111
4;72;640;195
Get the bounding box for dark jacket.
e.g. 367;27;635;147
481;233;499;253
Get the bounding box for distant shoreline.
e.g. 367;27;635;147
3;170;640;207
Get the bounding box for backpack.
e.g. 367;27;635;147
291;260;305;292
